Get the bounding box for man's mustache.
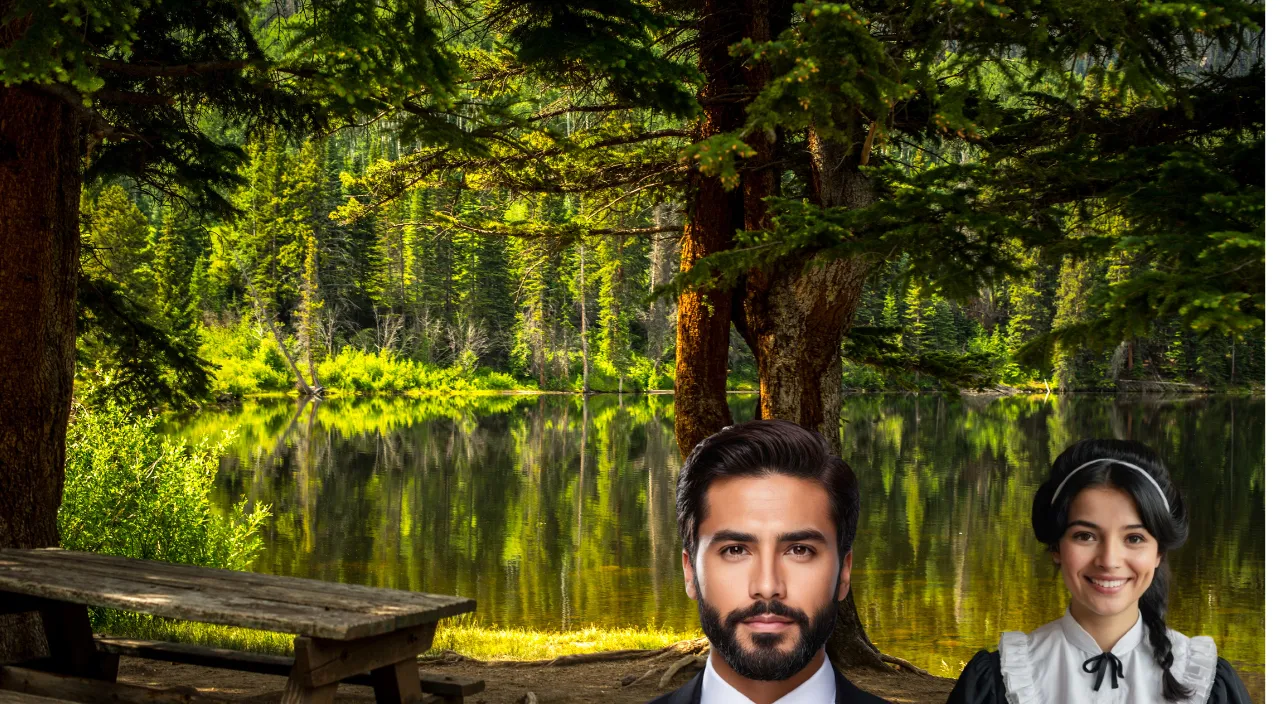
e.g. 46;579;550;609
722;600;811;630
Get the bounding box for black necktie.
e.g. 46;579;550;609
1082;652;1125;691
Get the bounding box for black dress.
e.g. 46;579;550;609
946;649;1253;704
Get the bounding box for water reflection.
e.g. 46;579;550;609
172;393;1264;679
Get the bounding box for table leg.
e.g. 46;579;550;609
37;601;116;681
370;658;422;704
280;662;339;704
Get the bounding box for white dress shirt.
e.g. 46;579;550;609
700;651;837;704
999;607;1219;704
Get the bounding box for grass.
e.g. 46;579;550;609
97;613;701;662
430;624;702;661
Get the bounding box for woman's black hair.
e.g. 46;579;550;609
1031;439;1192;701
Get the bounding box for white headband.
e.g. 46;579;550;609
1049;458;1171;513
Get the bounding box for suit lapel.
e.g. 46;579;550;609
833;665;877;703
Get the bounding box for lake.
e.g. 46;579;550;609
169;392;1264;680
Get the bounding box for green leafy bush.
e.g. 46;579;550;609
61;402;269;633
200;316;292;396
62;403;269;568
318;347;528;393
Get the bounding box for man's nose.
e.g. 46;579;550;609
749;551;786;601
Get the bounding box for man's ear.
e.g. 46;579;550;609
682;549;698;600
837;549;853;601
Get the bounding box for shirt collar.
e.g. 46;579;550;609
701;651;837;704
1061;606;1146;657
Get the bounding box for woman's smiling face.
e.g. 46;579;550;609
1055;485;1162;624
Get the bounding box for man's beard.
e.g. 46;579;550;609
695;580;840;682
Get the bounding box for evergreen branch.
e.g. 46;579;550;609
530;103;636;121
94;89;176;107
842;327;999;392
29;84;132;142
89;58;252;78
391;219;682;239
577;128;692;150
585;165;684;219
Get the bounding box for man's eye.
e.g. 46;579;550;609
788;545;815;556
722;545;747;557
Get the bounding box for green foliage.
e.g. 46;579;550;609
77;186;213;410
61;402;268;568
201;316;295;396
60;401;269;634
498;0;699;117
44;0;1263;401
1;0;464;214
318;347;528;393
843;325;1000;392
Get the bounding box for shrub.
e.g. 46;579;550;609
318;347;530;393
200;316;292;396
61;402;269;631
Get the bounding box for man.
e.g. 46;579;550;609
650;420;889;704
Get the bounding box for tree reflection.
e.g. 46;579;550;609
178;393;1263;677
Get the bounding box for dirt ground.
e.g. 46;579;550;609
117;655;958;703
117;653;1265;703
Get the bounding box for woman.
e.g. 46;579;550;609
947;439;1251;703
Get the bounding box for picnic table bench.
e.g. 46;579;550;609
0;548;484;704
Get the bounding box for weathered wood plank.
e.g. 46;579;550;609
0;665;232;704
295;625;435;688
4;549;468;617
95;637;485;697
0;562;361;639
12;560;433;634
0;550;474;637
96;638;290;676
0;552;472;640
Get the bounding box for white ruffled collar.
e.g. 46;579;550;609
1059;606;1146;658
998;606;1218;704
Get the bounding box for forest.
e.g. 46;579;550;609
80;118;1264;410
0;0;1264;678
52;1;1263;420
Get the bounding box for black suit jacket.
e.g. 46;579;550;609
646;665;890;704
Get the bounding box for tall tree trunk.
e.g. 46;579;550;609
673;2;895;672
739;129;890;670
0;84;84;661
674;0;752;455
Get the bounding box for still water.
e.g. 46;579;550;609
170;393;1264;678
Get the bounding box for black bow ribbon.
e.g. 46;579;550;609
1082;652;1125;691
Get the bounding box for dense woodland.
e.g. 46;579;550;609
1;0;1263;669
80;84;1263;410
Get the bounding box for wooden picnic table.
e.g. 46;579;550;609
0;548;480;704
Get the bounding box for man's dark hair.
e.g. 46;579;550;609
675;420;860;558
